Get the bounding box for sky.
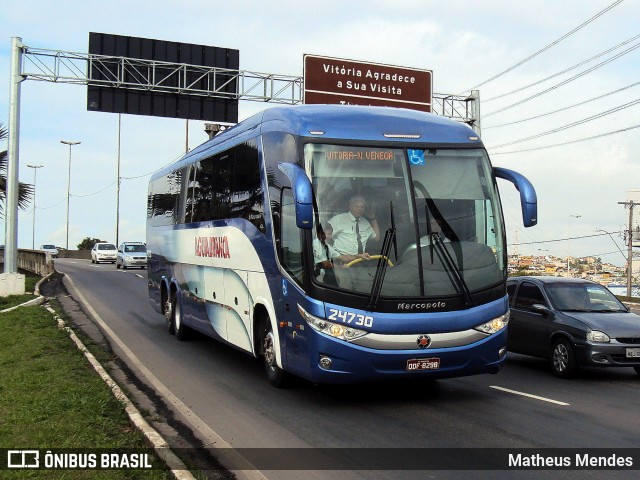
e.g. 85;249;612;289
1;0;639;268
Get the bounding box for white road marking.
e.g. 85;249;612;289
490;385;570;406
135;274;144;279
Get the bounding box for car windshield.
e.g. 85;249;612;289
98;244;116;250
305;144;505;299
125;245;146;253
545;283;627;312
42;245;56;249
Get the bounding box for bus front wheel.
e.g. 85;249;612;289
263;326;288;388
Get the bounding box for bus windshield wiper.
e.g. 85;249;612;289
422;200;473;306
367;202;398;310
367;226;396;311
430;233;473;306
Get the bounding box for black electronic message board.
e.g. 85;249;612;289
88;32;239;123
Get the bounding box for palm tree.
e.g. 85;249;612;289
0;123;34;218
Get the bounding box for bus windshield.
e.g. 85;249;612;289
305;144;505;299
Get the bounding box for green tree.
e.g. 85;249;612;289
77;237;105;250
0;123;34;217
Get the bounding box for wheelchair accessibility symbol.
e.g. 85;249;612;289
407;149;425;165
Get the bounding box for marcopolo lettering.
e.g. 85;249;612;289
397;302;446;311
195;236;231;259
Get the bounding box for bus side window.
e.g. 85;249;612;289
234;139;265;231
212;150;234;220
280;188;304;285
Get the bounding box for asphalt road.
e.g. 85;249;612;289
52;258;640;479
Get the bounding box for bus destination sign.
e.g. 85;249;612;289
304;54;432;112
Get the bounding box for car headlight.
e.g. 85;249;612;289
474;311;509;335
587;330;610;343
297;305;368;342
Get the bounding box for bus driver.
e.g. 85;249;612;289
329;195;380;256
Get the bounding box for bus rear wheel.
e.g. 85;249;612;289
263;326;288;388
164;294;175;335
165;291;189;340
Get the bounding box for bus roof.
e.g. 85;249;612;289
153;105;482;179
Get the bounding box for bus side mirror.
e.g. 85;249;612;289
494;167;537;228
278;162;314;229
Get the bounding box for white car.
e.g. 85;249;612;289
40;244;59;258
116;242;147;269
91;242;117;264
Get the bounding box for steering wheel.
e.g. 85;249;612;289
345;255;394;267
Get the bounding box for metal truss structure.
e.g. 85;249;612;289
20;46;480;129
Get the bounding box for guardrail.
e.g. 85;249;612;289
0;248;54;276
1;249;95;277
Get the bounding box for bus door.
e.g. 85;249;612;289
279;187;311;376
281;278;310;376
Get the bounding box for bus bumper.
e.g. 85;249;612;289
300;328;507;384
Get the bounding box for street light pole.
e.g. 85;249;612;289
26;164;44;249
60;140;80;250
567;214;582;275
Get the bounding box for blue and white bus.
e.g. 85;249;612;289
147;105;537;386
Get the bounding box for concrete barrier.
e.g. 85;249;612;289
1;248;92;274
0;248;58;276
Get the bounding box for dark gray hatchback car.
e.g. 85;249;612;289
506;276;640;378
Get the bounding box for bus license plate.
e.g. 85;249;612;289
407;358;440;371
626;348;640;358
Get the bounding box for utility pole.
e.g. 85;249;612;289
618;200;636;297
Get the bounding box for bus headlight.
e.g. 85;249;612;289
298;305;368;342
474;312;509;335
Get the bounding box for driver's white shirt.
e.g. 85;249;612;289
329;212;374;255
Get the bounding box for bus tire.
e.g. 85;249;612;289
164;293;176;335
173;295;190;341
263;324;288;388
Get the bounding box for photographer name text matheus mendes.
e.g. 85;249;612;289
509;453;634;468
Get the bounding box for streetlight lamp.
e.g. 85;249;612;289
26;164;44;249
60;140;80;250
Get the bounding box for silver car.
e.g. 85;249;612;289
116;242;147;269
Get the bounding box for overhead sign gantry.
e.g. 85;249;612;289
3;35;480;286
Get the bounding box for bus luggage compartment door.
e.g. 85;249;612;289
223;269;253;353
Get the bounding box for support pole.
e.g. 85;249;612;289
619;200;636;297
4;37;24;273
116;114;121;247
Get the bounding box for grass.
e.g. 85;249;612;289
0;305;171;479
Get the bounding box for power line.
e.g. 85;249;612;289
463;0;625;91
489;98;640;149
483;81;640;129
71;181;116;198
490;123;640;154
483;39;640;118
484;32;640;103
121;153;185;180
507;230;623;246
